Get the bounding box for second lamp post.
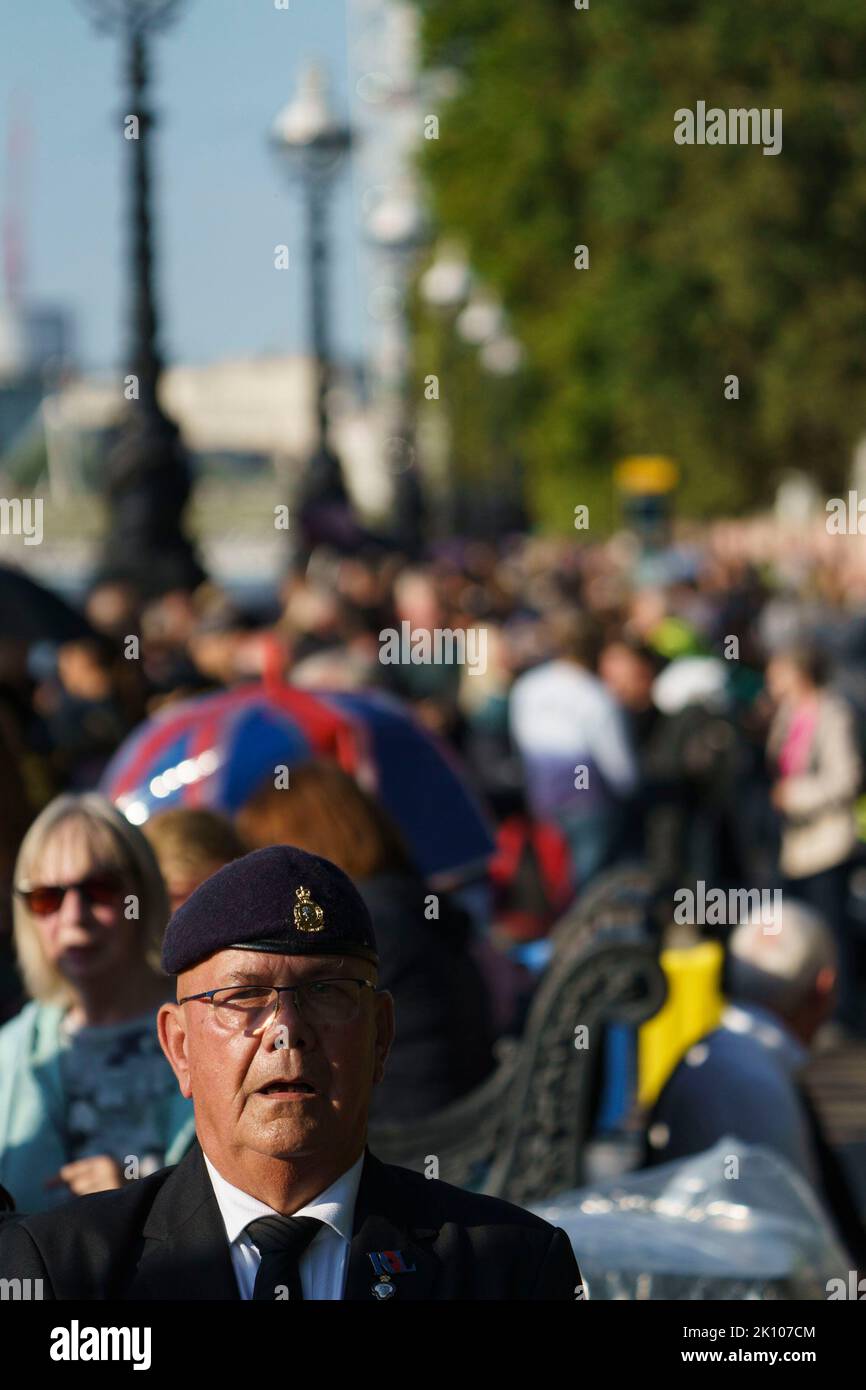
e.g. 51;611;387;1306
271;65;355;567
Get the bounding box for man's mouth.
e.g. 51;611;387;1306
256;1080;318;1098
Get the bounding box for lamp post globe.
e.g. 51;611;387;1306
419;241;471;312
456;289;504;348
271;63;353;178
78;0;183;34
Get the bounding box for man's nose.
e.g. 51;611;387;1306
264;990;311;1049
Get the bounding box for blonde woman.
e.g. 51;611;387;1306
0;794;192;1214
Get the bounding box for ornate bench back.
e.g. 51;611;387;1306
369;864;667;1204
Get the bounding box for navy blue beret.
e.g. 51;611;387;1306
161;845;378;974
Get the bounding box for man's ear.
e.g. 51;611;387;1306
158;1002;193;1099
372;990;395;1086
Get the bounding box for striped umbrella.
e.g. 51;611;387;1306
101;682;494;883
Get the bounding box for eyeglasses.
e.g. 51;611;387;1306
14;876;123;917
178;979;377;1031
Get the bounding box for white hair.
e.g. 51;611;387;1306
726;898;837;1018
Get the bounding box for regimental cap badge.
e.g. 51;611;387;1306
293;885;325;933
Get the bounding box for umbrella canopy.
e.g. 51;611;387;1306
0;565;93;644
101;682;494;883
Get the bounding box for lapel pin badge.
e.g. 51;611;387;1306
371;1273;396;1300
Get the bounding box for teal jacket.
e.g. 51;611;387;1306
0;1001;196;1215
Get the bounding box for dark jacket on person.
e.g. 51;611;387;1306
360;873;496;1123
0;1142;580;1301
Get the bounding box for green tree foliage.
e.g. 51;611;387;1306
413;0;866;529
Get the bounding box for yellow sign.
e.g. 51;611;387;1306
615;455;679;496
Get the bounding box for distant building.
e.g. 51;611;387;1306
38;354;391;516
0;299;73;382
21;305;72;372
0;101;75;455
0;299;75;459
0;300;27;379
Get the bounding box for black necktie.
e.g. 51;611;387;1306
247;1214;323;1301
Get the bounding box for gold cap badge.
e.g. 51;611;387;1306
293;885;325;933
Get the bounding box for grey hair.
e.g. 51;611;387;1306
726;898;837;1019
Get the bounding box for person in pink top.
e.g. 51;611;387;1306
766;645;864;1035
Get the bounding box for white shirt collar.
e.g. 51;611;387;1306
203;1150;366;1248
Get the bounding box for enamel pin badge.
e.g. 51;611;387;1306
293;885;325;932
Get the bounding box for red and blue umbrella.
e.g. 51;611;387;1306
101;682;494;883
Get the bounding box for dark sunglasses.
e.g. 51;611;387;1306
15;876;123;917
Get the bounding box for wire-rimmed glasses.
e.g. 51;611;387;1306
178;979;376;1032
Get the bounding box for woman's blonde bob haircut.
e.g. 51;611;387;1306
13;793;170;1005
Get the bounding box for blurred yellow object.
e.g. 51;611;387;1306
614;455;679;495
638;941;725;1108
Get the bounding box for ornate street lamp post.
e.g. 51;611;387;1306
270;65;355;568
79;0;204;596
421;244;527;537
365;183;427;558
419;241;471;536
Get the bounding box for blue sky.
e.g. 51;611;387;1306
0;0;370;372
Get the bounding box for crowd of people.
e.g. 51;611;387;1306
1;517;865;1268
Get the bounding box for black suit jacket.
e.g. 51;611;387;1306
0;1143;580;1300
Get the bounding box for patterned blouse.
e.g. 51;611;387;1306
58;1008;177;1178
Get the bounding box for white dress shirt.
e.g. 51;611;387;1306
202;1151;365;1300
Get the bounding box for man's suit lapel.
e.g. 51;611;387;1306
344;1150;440;1301
126;1143;442;1301
127;1143;239;1301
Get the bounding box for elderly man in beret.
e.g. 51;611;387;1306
0;846;581;1300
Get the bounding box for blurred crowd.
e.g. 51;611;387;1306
1;518;866;1262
